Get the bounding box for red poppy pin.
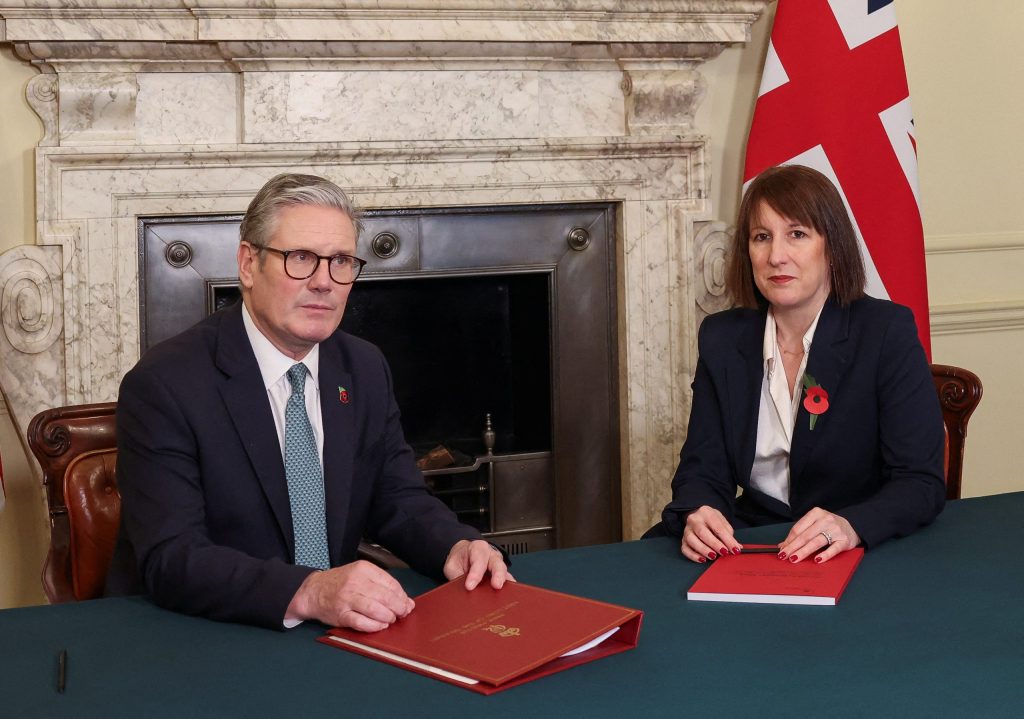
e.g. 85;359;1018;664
801;373;829;430
338;386;350;404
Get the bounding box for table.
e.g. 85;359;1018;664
3;493;1023;718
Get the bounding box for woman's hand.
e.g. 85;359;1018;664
682;506;739;563
779;507;860;564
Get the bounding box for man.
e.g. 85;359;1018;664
107;173;509;630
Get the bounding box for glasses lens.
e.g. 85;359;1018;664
284;250;317;279
329;255;361;284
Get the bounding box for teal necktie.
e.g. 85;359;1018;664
285;363;330;570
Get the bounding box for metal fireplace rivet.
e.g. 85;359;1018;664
165;241;193;268
372;232;400;259
567;227;591;251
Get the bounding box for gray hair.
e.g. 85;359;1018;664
239;173;362;250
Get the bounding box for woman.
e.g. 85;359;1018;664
656;164;945;565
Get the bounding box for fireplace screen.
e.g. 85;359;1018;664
139;203;620;554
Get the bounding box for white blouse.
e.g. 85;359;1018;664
748;306;824;506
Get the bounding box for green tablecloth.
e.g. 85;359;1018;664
3;493;1023;718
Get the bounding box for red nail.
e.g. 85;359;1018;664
732;547;741;555
814;556;823;564
708;552;717;560
778;552;787;560
719;547;728;556
698;557;707;564
789;555;799;563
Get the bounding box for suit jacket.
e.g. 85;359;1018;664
660;296;945;548
106;302;480;628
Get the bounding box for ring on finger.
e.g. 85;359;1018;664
819;530;833;546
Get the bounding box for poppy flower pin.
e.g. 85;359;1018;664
338;386;350;404
801;373;829;430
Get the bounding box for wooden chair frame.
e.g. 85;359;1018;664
930;363;983;500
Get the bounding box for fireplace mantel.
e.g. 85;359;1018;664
2;2;765;47
0;1;766;538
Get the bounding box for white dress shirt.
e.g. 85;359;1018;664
241;304;325;464
748;305;824;506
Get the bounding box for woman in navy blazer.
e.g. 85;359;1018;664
656;165;945;565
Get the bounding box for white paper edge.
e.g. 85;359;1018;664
326;636;479;685
559;626;620;657
687;592;836;606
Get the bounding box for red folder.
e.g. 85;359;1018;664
688;546;864;605
318;578;642;694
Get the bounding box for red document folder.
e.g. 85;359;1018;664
318;578;643;694
687;546;864;605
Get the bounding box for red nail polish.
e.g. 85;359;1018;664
719;547;728;556
708;552;717;560
698;557;707;564
732;547;741;555
789;555;799;563
814;556;823;564
778;552;787;560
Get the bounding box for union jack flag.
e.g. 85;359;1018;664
744;0;930;356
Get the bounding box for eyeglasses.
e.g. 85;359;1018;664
257;245;367;285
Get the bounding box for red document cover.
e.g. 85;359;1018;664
318;579;643;694
687;546;864;605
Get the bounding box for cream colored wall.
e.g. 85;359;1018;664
901;0;1024;498
1;0;1021;608
0;45;49;609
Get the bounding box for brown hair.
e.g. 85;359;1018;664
727;165;866;308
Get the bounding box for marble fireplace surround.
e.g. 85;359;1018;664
0;1;769;539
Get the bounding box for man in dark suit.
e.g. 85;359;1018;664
107;173;508;630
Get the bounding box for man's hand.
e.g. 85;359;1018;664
443;539;512;590
285;560;414;632
682;505;740;563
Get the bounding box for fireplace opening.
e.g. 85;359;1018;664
342;273;552;456
343;272;553;536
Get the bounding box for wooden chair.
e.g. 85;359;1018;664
931;363;983;500
27;402;402;604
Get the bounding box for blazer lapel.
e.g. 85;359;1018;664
789;298;852;491
727;312;767;485
317;339;354;566
215;304;295;555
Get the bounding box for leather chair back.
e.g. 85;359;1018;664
27;403;118;603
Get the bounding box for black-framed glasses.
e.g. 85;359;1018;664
258;245;367;285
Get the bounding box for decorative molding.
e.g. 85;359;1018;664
930;300;1024;336
623;64;707;134
0;245;65;437
925;231;1024;255
25;74;58;148
693;219;732;318
1;2;770;50
0;249;62;355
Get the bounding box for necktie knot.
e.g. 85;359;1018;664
287;363;307;395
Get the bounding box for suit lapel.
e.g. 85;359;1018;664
727;312;767;484
317;338;354;566
789;298;852;491
215;304;295;555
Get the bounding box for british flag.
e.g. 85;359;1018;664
744;0;930;356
